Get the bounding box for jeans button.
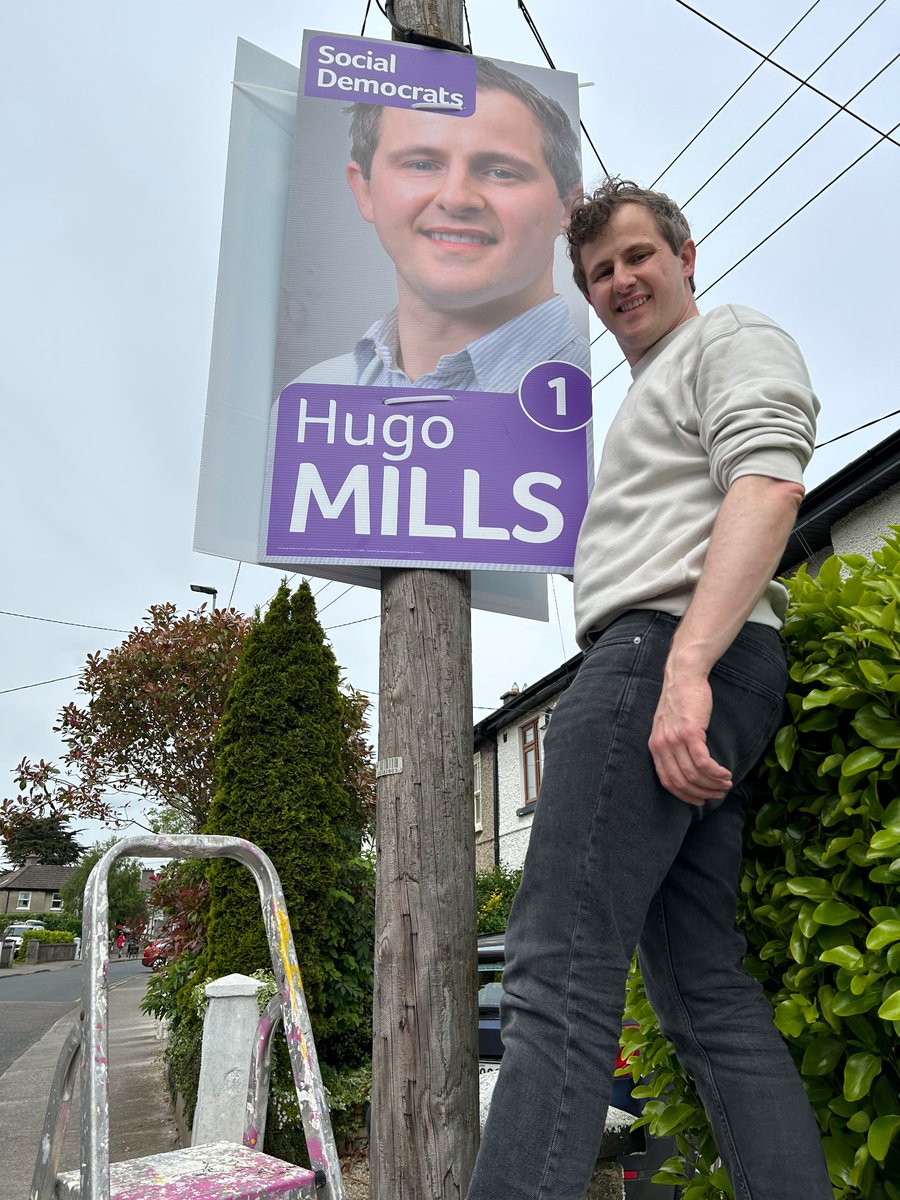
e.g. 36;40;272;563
633;636;641;644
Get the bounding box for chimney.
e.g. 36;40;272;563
500;684;520;705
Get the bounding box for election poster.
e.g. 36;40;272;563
263;30;592;574
194;34;593;612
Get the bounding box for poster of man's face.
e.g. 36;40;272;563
273;33;589;397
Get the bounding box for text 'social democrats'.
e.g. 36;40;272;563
314;43;465;108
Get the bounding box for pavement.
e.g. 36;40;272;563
0;960;180;1200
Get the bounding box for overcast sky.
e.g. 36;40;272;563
2;0;898;856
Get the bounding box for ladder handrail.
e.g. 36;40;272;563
75;834;345;1200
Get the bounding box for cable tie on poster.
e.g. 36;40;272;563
382;393;455;405
411;100;465;111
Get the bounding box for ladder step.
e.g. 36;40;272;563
54;1141;319;1199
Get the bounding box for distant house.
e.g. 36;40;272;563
0;854;75;915
473;659;580;871
474;429;900;869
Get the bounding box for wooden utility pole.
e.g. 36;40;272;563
372;3;477;1197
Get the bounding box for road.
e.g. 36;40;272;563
0;959;146;1076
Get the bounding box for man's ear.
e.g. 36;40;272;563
347;161;375;224
680;238;697;284
559;182;583;233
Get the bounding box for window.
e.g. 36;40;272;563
473;755;483;831
521;719;541;806
16;891;31;911
51;892;63;911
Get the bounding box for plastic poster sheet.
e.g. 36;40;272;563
196;34;594;617
266;30;592;577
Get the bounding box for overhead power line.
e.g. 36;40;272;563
0;673;80;696
0;609;128;634
695;48;900;248
516;0;610;175
652;0;823;188
675;0;900;151
683;1;891;209
695;117;900;299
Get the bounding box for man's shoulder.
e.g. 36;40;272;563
289;352;359;387
696;303;790;341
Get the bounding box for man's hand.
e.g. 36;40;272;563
646;475;804;806
649;668;731;806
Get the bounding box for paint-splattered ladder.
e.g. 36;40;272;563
30;834;346;1200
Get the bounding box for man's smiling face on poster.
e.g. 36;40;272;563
347;91;576;325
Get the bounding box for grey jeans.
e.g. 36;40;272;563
467;611;832;1200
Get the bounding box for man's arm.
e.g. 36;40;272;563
648;473;804;806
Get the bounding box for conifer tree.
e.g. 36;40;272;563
202;581;372;1065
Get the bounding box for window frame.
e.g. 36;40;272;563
520;718;541;807
473;754;483;832
16;891;32;911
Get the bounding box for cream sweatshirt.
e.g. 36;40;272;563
573;304;819;648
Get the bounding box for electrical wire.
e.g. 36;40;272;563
227;561;241;609
324;614;380;630
675;0;900;151
516;0;610;175
0;674;80;696
695;118;900;301
651;0;823;189
815;408;900;450
463;0;473;53
360;0;373;38
0;609;128;634
549;574;568;663
682;2;891;210
695;49;900;249
318;583;357;615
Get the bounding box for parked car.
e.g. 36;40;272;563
141;939;170;970
3;921;46;953
478;932;678;1199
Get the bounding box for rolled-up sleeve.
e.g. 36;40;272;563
696;320;819;494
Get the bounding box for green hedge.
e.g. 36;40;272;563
623;537;900;1199
17;929;75;960
476;863;523;935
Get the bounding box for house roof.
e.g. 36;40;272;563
0;862;75;892
779;427;900;573
474;652;582;743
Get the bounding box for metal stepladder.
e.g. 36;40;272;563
30;834;347;1200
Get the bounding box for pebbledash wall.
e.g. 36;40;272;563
494;699;553;869
474;429;900;873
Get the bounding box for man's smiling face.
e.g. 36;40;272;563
347;91;574;322
579;202;698;365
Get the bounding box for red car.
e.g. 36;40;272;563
141;940;170;970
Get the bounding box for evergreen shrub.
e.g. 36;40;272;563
476;863;523;935
622;537;900;1199
148;583;375;1151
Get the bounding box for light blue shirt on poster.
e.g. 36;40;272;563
291;294;590;393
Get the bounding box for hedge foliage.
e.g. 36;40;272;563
622;536;900;1199
0;912;81;935
476;863;523;935
17;928;75;959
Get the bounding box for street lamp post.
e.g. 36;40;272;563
189;583;218;609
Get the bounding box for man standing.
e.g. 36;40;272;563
294;58;588;393
467;179;833;1199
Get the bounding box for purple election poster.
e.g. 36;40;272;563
263;370;591;572
268;31;591;574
